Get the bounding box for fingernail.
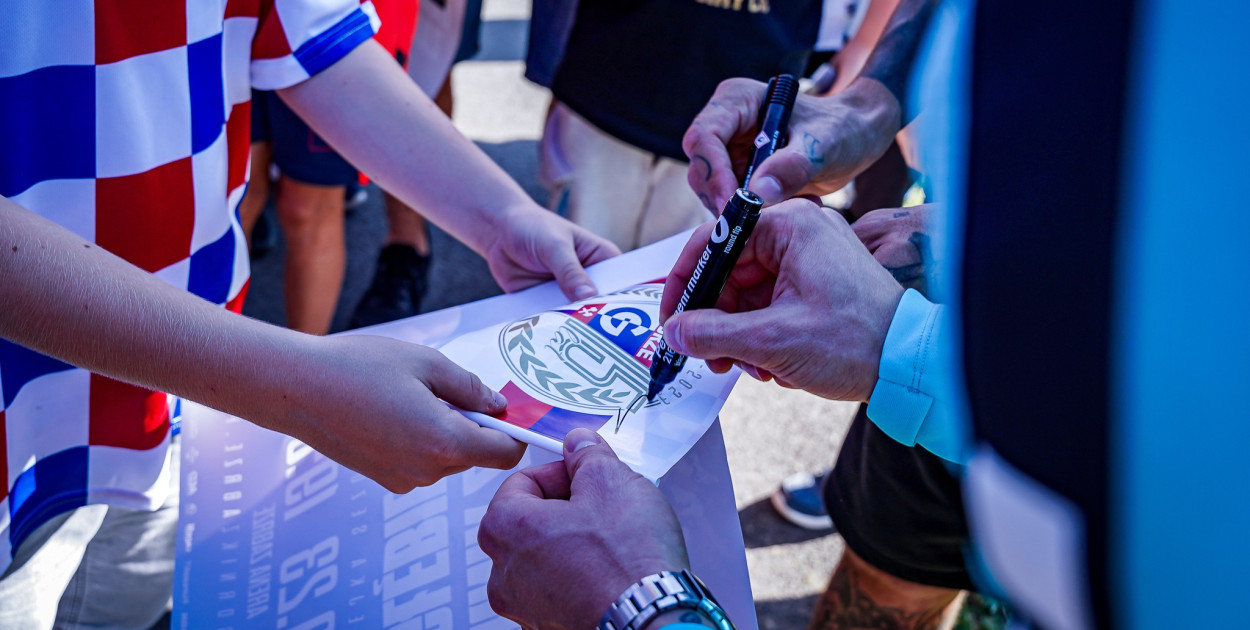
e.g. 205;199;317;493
564;428;601;453
492;390;507;408
753;176;783;206
574;285;597;301
664;319;685;353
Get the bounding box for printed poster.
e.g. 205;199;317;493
174;230;757;629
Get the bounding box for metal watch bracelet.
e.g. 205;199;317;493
597;569;735;630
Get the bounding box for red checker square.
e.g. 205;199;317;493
225;279;250;314
225;0;262;19
252;1;293;60
95;0;188;65
96;157;196;273
88;375;169;451
226;102;251;194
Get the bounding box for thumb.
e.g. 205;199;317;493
664;309;776;369
544;239;599;302
422;350;508;415
750;147;816;206
562;428;630;485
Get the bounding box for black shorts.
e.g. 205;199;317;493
250;89;358;187
825;405;975;590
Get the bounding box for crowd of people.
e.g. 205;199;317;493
1;0;1245;629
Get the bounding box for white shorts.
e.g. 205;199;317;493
540;102;713;252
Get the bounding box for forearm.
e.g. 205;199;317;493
279;40;533;255
857;0;938;120
0;197;317;437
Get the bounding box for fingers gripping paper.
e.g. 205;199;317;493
440;280;737;481
174;230;758;629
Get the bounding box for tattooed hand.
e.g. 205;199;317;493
660;198;904;402
682;78;902;211
853;204;939;296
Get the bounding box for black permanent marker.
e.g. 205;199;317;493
616;74;798;433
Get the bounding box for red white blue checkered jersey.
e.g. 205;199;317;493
0;0;378;572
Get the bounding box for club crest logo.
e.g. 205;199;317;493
498;284;666;412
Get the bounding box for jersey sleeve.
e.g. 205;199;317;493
250;0;382;90
866;288;971;463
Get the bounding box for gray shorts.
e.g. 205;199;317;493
0;440;179;629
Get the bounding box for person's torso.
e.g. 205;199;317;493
550;0;822;160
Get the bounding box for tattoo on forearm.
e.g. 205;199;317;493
860;0;938;118
808;560;945;630
893;211;910;218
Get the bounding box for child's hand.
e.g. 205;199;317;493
277;335;526;493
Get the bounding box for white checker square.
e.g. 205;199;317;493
222;16;259;106
87;441;172;510
227;186;252;300
95;47;193;178
190;134;229;251
186;0;228;45
0;0;95;79
10;179;97;243
153;257;191;292
250;56;309;91
5;369;91;488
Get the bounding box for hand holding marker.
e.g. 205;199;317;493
617;74;799;432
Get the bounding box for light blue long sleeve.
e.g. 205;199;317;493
865;289;969;463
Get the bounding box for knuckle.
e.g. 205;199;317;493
486;570;511;616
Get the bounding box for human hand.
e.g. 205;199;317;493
479;429;689;629
277;334;526;493
659;198;905;402
852;203;938;295
682;78;901;211
484;204;621;301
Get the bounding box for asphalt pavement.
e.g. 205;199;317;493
243;1;856;624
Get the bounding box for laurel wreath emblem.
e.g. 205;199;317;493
502;315;635;408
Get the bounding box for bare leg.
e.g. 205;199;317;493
237;142;272;250
275;176;346;335
808;547;961;630
383;192;429;255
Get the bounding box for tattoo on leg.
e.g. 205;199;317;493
808;561;946;630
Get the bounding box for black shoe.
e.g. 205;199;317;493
350;244;430;328
250;207;279;260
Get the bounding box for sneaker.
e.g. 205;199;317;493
770;470;835;530
350;244;430;328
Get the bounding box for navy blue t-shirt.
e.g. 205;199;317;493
531;0;821;161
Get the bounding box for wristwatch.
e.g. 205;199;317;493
597;570;735;630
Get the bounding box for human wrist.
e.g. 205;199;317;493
647;610;723;628
853;278;907;402
473;198;540;256
839;78;903;159
597;569;732;630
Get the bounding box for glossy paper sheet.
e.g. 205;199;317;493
173;230;757;629
440;280;738;481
